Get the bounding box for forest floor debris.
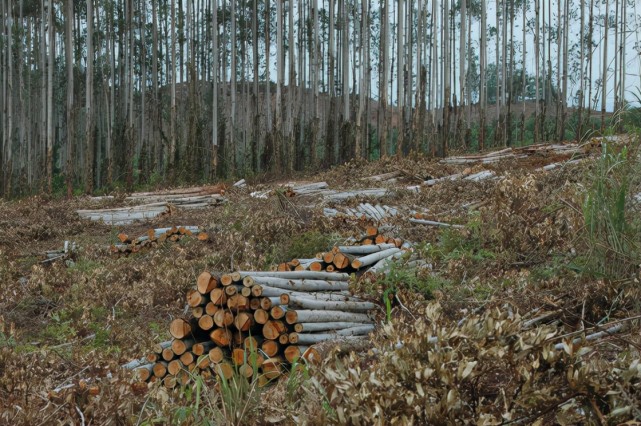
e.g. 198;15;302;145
1;136;640;424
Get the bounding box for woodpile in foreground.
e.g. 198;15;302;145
110;226;208;255
126;229;410;387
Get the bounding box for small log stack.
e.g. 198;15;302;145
110;226;208;255
129;228;410;388
272;227;406;274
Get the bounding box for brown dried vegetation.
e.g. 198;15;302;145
1;136;641;424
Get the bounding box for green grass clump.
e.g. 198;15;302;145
580;143;640;279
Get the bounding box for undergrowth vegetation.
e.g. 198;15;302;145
1;135;640;424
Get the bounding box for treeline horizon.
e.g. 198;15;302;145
0;0;636;197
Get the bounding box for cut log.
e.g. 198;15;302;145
205;302;219;316
297;322;373;332
263;320;287;340
295;326;375;345
253;309;270;325
214;363;234;380
239;364;254;378
198;315;215;331
332;252;355;270
180;352;195;366
286;310;372;324
197;272;218;294
336;243;396;255
208;347;227;363
284;345;302;363
248;276;350;292
270;305;287;320
409;218;465;229
186;290;209;307
162;348;175;362
261;357;284;380
287;296;376;312
171;338;195;356
261;340;280;357
209;288;227;306
192;341;215;356
152;341;172;354
232;348;246;366
234;312;254;332
351;248;402;270
210;328;233;347
169;318;193;339
153;361;168;378
213;310;234;328
227;294;250;311
238;271;350;281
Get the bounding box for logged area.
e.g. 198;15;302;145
1;135;640;424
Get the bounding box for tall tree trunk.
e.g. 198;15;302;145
170;0;177;175
65;0;74;197
211;0;219;177
46;0;54;193
601;0;609;132
479;0;486;150
379;0;388;158
276;0;283;171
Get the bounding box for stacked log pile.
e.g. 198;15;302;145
128;229;411;387
124;186;225;208
77;202;171;225
82;187;226;224
323;203;400;222
130;269;374;388
440;142;583;165
110;226;207;255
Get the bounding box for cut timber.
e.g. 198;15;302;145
263;320;287;340
186;290;208;307
234;312;254;331
295;325;375;345
169;318;193;339
209;289;227;306
197;272;218;294
332;252;355;270
214;363;234;380
213;310;234;328
261;340;280;357
336;243;396;254
253;309;270;325
153;361;168;378
205;303;219;316
210;328;233;347
409;218;464;229
198;315;215;331
261;357;284;379
285;310;371;324
248;276;349;292
192;341;215;356
208;347;227;363
180;352;195;366
77;202;170;225
284;346;302;363
135;364;154;381
238;271;350;281
287;296;376;312
162;348;175;362
297;322;373;332
171;338;194;356
351;248;402;270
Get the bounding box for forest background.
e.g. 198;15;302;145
1;0;640;197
